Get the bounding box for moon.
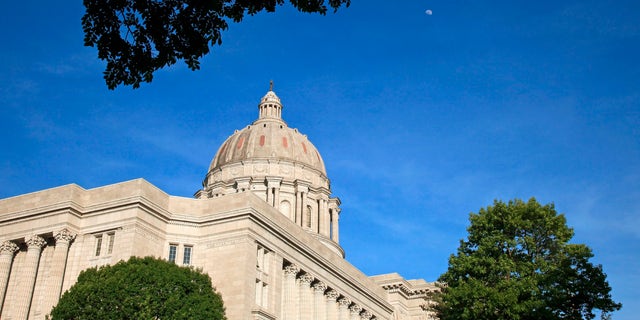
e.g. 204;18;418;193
425;9;433;15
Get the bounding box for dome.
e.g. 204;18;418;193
208;90;326;175
198;85;343;257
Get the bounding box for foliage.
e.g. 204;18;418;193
432;198;621;320
81;0;351;89
49;256;225;320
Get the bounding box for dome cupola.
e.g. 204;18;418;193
197;83;343;256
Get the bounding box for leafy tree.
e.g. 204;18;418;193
81;0;351;89
49;256;226;320
432;198;621;320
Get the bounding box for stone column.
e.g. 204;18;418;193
360;310;373;320
330;208;341;243
295;191;302;225
282;264;300;320
43;229;76;316
14;234;46;320
326;290;340;320
0;241;19;309
298;272;314;319
338;297;351;320
349;304;363;320
313;281;327;320
320;199;329;237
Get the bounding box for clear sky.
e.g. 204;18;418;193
1;1;638;318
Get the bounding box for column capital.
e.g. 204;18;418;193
25;234;46;248
298;272;314;285
338;297;351;307
312;281;327;293
54;228;77;244
0;241;19;255
326;289;340;300
349;303;363;315
284;263;300;276
360;310;373;319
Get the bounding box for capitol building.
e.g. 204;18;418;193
0;87;436;319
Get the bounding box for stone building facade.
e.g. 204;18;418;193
0;88;437;319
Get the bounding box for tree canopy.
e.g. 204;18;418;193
81;0;351;89
49;256;226;320
432;198;621;320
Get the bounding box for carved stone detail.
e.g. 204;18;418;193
326;289;340;300
349;303;363;315
338;297;351;307
313;281;327;292
299;272;314;285
0;241;19;255
283;263;300;276
54;228;77;243
25;234;46;248
361;310;373;319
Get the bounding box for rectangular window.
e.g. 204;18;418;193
168;244;177;263
106;233;115;254
183;246;192;265
95;235;103;256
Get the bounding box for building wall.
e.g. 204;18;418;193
0;179;399;320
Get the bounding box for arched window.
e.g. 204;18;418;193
306;206;312;228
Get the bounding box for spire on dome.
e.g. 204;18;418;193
257;81;283;122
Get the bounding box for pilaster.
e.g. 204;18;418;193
0;241;19;310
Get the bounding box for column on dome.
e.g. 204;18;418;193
311;198;319;233
266;177;282;208
14;234;46;320
0;241;19;308
319;197;329;237
295;183;309;227
298;272;314;319
337;297;351;320
282;264;300;320
349;304;363;320
326;289;340;320
43;229;76;316
313;281;327;320
329;199;341;243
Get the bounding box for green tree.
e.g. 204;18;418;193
432;198;621;320
82;0;351;89
49;256;226;320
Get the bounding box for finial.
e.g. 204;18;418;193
269;80;273;91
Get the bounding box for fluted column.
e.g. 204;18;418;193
349;304;362;320
313;281;327;320
298;273;314;319
326;290;340;320
283;264;300;320
14;234;46;320
43;229;76;316
338;297;351;320
0;241;19;309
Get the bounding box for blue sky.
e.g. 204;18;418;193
1;1;638;318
